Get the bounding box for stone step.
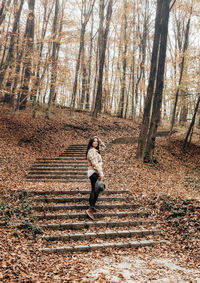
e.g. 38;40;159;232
37;219;154;230
31;165;87;169
33;161;87;164
26;179;86;182
61;150;86;153
62;151;86;154
30;168;87;171
28;171;86;175
31;165;87;168
33;203;139;211
34;196;134;203
65;150;86;152
33;211;148;220
43;228;159;241
41;240;167;253
60;152;85;155
36;158;86;161
26;175;87;180
60;151;85;154
26;190;131;196
66;145;86;148
59;155;86;157
34;159;87;162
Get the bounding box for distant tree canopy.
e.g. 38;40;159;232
0;0;199;159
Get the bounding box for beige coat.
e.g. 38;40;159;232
87;143;105;177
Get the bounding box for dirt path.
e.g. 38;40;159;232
82;250;200;282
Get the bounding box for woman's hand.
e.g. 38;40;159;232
99;176;104;181
96;136;102;143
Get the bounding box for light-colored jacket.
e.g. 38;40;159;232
87;142;105;177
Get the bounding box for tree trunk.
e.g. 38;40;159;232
32;1;54;118
0;0;24;89
183;95;200;151
134;1;148;118
145;0;170;161
117;0;127;118
93;0;113;119
0;0;12;26
19;0;35;110
46;0;60;118
136;0;163;160
70;0;95;115
85;10;94;110
168;8;192;146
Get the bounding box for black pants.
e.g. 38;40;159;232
89;172;99;207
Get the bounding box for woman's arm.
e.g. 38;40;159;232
97;137;106;151
87;149;104;177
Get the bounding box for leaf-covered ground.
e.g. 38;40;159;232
0;103;199;282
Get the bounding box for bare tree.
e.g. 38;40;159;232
0;0;12;26
46;0;65;118
32;0;54;117
70;0;95;115
168;3;193;146
183;94;200;151
136;0;171;162
19;0;35;110
92;0;113;119
117;0;128;118
0;0;24;90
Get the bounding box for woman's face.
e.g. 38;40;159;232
92;138;98;148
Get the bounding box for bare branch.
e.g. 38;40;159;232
169;0;177;12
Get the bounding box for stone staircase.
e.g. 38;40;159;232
24;144;167;253
24;189;165;253
26;144;88;182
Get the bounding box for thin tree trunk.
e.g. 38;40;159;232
136;0;163;160
135;1;148;118
0;0;12;26
168;8;192;146
19;0;35;110
0;0;24;89
85;10;94;110
70;0;95;115
32;1;54;117
46;0;59;118
145;0;170;161
93;0;113;118
118;0;127;118
183;95;200;151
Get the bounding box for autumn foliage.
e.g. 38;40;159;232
0;103;199;281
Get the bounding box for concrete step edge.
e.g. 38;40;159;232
33;211;149;220
33;203;139;211
26;176;87;179
30;167;87;170
34;197;134;203
28;172;87;175
26;180;86;183
37;220;154;230
41;240;169;253
23;190;131;196
43;229;160;241
36;158;86;161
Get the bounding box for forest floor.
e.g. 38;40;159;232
0;103;199;282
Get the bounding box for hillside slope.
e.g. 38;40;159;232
0;103;199;199
0;103;199;281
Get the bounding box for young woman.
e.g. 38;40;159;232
86;136;105;220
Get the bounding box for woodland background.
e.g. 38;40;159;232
0;0;200;281
0;0;200;121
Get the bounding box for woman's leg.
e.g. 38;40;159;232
86;173;99;220
89;173;99;207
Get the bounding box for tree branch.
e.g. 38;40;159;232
169;0;176;12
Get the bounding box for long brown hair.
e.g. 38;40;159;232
86;136;100;158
